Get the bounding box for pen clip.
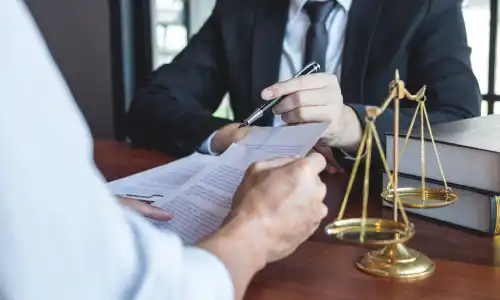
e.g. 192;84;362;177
295;61;320;78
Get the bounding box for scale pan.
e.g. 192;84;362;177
381;187;458;209
325;218;415;246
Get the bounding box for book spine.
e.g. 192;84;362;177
493;196;500;236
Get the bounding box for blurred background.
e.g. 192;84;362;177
23;0;496;140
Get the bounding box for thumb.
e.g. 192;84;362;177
274;153;326;178
257;156;301;170
234;125;254;142
119;197;173;221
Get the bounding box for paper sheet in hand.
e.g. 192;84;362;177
237;122;330;156
152;122;330;244
107;152;217;201
107;122;329;200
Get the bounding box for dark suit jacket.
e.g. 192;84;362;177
127;0;481;158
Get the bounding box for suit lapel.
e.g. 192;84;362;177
340;0;384;105
250;0;289;126
366;0;427;87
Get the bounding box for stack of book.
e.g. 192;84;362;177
383;114;500;236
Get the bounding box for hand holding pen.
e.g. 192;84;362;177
209;62;321;154
257;62;362;156
239;61;321;127
239;61;346;173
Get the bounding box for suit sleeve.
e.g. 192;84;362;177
347;0;481;158
127;1;233;157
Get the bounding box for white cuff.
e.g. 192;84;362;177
198;131;219;155
182;247;234;300
340;148;367;161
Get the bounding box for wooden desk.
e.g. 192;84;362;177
94;140;500;299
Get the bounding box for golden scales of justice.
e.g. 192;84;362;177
324;70;458;279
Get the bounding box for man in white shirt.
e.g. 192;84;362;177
0;1;329;299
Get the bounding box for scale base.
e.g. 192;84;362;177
356;243;434;279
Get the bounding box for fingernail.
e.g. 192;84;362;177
261;89;274;99
327;165;337;174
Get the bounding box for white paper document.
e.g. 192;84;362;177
107;152;217;201
151;144;254;244
151;122;330;244
107;123;329;244
238;122;331;156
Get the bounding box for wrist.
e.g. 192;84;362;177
199;213;267;272
336;105;362;153
224;214;268;270
197;213;267;300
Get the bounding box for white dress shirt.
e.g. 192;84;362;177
0;1;232;300
199;0;352;154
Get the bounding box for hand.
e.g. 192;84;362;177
211;123;254;154
261;73;362;153
225;153;328;263
311;142;345;174
118;197;173;221
197;154;327;300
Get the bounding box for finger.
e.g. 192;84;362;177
259;156;299;169
120;198;173;221
310;204;328;222
144;206;174;221
281;106;332;124
303;152;327;174
311;144;342;174
246;156;299;176
309;148;337;173
321;204;329;217
234;126;254;142
272;89;330;115
261;73;337;100
307;211;322;239
308;203;327;226
313;181;328;204
326;164;338;174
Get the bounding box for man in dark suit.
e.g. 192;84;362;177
127;0;481;165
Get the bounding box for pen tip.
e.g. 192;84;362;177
238;122;248;128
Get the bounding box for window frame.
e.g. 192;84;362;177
109;0;191;140
485;0;500;114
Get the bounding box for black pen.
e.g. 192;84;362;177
239;61;321;128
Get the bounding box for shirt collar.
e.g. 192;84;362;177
290;0;353;20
